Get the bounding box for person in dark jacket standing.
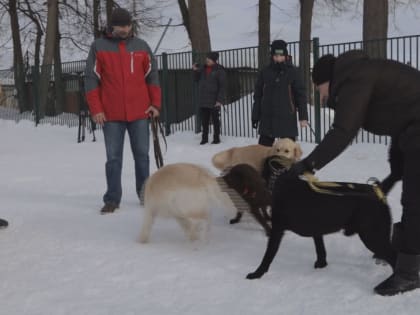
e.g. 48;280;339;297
85;8;161;214
193;52;226;145
252;40;308;146
290;50;420;296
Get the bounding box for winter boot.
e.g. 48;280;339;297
200;135;208;145
374;252;420;296
0;218;8;229
100;203;119;215
211;135;221;144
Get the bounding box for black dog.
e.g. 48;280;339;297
222;164;272;236
231;159;397;280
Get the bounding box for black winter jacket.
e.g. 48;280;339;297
252;61;308;138
193;63;226;108
304;50;420;171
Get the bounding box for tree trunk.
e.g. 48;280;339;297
54;14;65;115
188;0;211;61
39;0;58;117
93;0;101;38
106;0;114;27
258;0;271;69
8;0;29;112
299;0;315;104
178;0;191;42
363;0;388;58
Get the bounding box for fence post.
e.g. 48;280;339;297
161;52;170;135
31;65;40;126
312;37;321;144
192;50;201;134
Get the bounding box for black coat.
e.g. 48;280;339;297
193;63;226;108
305;50;420;171
252;61;308;138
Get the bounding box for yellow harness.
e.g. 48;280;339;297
301;172;387;204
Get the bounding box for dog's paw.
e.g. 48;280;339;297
314;260;328;269
246;271;265;279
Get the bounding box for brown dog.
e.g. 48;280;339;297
212;138;302;174
222;164;272;236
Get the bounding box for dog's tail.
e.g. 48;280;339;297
212;149;232;170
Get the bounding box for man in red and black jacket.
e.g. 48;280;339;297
85;8;161;214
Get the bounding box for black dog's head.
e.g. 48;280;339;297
222;164;271;207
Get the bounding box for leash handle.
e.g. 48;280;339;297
150;115;166;169
307;121;317;138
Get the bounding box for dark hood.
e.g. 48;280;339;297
328;50;370;109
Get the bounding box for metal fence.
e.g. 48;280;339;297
1;34;420;144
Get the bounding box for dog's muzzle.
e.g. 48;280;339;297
266;156;293;193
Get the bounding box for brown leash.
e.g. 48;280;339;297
150;116;167;169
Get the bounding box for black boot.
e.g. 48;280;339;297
200;136;208;145
211;135;220;144
374;252;420;296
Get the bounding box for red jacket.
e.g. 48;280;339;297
85;33;161;121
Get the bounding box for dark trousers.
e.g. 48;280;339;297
201;107;220;140
258;135;296;147
400;149;420;254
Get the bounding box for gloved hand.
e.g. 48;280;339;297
287;160;313;178
252;120;258;129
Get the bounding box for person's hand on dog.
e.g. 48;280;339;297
287;160;313;178
252;120;258;129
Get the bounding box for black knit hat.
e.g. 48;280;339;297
271;40;288;56
111;8;132;26
206;51;219;62
312;54;337;85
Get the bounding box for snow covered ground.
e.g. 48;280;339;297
0;119;419;315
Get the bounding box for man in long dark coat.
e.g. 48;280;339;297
291;50;420;296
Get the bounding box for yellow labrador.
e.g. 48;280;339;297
139;163;234;243
212;138;302;173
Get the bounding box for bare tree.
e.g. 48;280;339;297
39;0;58;116
93;0;101;38
7;0;29;112
106;0;114;26
20;0;44;71
363;0;388;58
258;0;270;68
299;0;315;102
177;0;191;41
176;0;211;57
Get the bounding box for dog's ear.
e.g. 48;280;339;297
294;143;303;161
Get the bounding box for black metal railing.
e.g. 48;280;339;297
1;34;420;144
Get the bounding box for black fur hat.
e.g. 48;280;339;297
312;54;337;85
270;40;288;56
111;8;132;26
206;51;219;62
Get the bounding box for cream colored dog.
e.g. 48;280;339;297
139;163;234;244
212;138;303;173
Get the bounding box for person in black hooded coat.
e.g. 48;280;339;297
252;40;308;146
290;50;420;296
